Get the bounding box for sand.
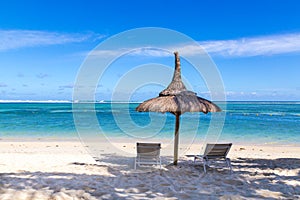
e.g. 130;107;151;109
0;138;299;200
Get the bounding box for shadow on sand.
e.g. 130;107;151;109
0;155;299;199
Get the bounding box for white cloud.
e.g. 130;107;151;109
130;48;171;57
195;33;300;57
73;32;300;58
223;89;300;101
87;49;124;57
85;48;172;58
0;30;104;51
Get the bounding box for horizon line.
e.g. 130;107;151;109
0;100;299;103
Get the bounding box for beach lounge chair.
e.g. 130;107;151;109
134;142;161;169
193;143;232;173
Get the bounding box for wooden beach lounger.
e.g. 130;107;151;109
192;143;232;173
134;142;161;169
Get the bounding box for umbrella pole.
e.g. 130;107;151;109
174;114;180;165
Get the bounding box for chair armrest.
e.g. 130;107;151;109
194;155;204;160
185;155;204;159
185;154;197;158
185;155;205;164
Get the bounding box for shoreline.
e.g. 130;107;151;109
1;139;300;160
1;136;299;147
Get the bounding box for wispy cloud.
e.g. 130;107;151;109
83;48;173;58
182;33;300;57
2;30;297;57
224;89;300;100
0;30;105;51
84;32;300;58
130;48;172;57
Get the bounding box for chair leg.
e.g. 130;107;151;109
134;157;137;170
203;160;207;173
226;158;232;173
159;157;162;169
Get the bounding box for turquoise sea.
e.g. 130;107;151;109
0;102;299;145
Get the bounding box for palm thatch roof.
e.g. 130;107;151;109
136;52;221;115
136;94;221;115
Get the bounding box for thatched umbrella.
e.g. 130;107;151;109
136;52;221;165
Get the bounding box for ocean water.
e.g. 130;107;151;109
0;102;299;145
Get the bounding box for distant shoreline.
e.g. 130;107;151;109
0;100;299;104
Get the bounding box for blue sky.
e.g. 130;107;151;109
0;0;299;101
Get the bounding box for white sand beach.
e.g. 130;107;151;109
0;138;299;200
